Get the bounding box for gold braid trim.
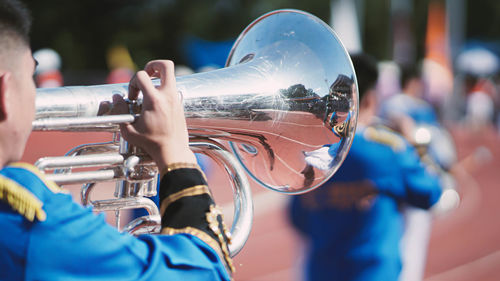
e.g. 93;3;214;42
161;226;235;275
0;175;46;222
159;185;211;215
10;162;64;193
165;162;200;173
161;162;208;182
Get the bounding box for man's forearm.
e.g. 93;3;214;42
158;163;234;273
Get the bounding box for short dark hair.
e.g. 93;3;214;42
0;0;31;50
400;64;421;88
350;53;378;101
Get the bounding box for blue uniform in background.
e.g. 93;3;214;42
289;125;442;281
379;94;439;126
379;93;456;281
0;163;230;281
379;93;456;170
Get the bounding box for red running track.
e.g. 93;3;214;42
21;127;500;281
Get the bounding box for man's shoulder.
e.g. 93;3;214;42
1;163;63;192
0;163;64;222
360;125;407;152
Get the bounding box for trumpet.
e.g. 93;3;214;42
32;9;358;256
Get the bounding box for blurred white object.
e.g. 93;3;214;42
399;206;432;281
456;48;499;76
197;64;219;73
376;61;401;100
175;65;194;76
304;146;333;171
466;91;494;125
433;187;460;215
413;127;432;146
33;48;62;74
422;58;453;105
330;0;362;53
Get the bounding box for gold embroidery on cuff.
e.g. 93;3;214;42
161;162;208;182
206;205;232;244
159;185;211;215
161;226;235;275
206;204;234;273
165;162;200;173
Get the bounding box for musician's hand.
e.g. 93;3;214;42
116;60;196;174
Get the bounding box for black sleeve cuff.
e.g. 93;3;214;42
159;167;208;199
158;166;234;273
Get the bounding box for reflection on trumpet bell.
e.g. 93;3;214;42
31;9;358;257
34;9;358;194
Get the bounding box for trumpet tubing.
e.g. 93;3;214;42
32;9;358;256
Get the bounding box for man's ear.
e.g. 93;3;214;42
0;72;11;121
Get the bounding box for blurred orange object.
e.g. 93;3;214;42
35;69;63;88
106;67;134;84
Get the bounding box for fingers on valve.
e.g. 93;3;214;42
119;123;138;140
111;94;130;115
128;70;157;101
144;60;176;90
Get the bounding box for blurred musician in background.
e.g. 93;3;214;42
379;63;459;281
288;53;442;281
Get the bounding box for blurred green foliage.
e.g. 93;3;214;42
21;0;500;78
23;0;332;71
22;0;376;73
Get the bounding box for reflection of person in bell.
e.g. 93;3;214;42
288;53;442;281
303;111;351;171
302;74;354;171
326;74;353;127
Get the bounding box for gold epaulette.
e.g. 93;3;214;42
0;174;46;222
364;126;405;151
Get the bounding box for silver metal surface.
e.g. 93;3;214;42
32;115;135;131
45;169;118;185
34;9;358;194
92;197;161;233
35;153;124;170
81;183;162;234
31;9;358;255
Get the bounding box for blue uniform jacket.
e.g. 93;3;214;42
379;94;455;169
0;163;230;281
379;94;439;125
289;125;442;281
